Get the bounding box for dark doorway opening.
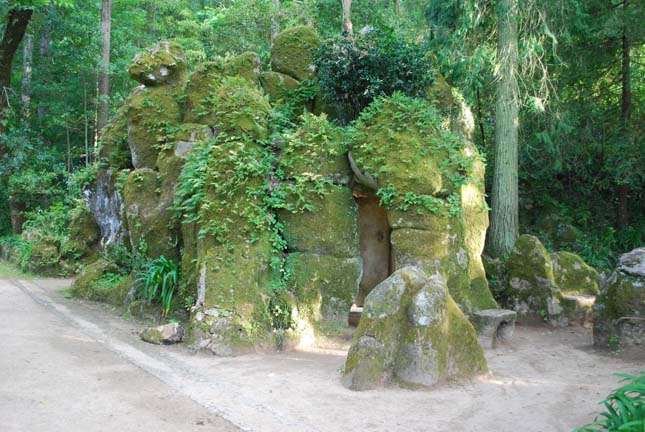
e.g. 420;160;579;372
349;192;395;326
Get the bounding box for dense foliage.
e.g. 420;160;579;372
315;28;434;122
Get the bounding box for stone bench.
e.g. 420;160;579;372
472;309;517;349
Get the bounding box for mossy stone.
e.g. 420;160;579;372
123;168;178;260
61;204;100;259
183;53;262;124
124;85;182;169
270;26;321;81
279;185;359;257
98;106;132;170
196;234;273;351
506;235;562;321
128;41;186;87
259;71;301;105
189;76;270;139
286;252;361;321
343;267;487;391
71;260;127;304
350;96;461;197
279;113;351;184
27;236;60;275
551;251;599;296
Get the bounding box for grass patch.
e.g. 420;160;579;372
0;260;32;279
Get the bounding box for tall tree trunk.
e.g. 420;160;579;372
97;0;112;134
0;8;34;234
270;0;280;45
616;0;631;229
341;0;353;35
38;10;51;122
21;33;33;119
0;8;34;137
487;0;519;258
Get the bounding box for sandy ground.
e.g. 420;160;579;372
1;277;642;432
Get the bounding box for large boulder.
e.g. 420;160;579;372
61;204;101;260
551;251;599;296
183;52;263;124
26;236;60;275
270;26;321;82
506;234;563;325
128;41;186;87
594;248;645;354
343;267;487;390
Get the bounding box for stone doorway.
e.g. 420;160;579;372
349;192;395;326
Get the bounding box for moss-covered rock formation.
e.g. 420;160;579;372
594;248;645;354
551;251;599;296
506;234;564;325
350;94;497;314
343;267;487;390
128;41;186;87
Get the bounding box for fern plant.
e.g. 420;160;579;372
136;255;178;317
575;371;645;432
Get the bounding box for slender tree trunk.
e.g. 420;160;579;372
616;0;631;229
341;0;353;35
270;0;280;45
38;11;51;122
0;8;34;137
0;8;34;234
487;0;519;258
476;87;486;148
21;33;33;119
97;0;112;134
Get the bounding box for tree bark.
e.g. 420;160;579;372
341;0;353;35
97;0;112;134
487;0;519;258
0;8;34;137
21;33;33;119
0;8;34;234
616;0;631;229
38;9;51;122
270;0;280;45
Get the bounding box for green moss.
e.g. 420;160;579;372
184;53;263;124
71;260;117;298
259;71;301;105
26;237;60;275
123;168;178;259
128;41;186;87
225;51;261;86
278;113;350;184
98;106;132;170
506;234;561;318
61;204;100;259
551;251;599;295
350;94;476;216
596;271;645;320
124;85;182;169
344;267;486;390
190;76;270;139
391;223;492;313
270;26;321;82
279;185;359;257
286;252;361;321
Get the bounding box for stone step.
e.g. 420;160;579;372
472;309;517;349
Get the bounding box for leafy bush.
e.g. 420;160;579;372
136;255;178;317
574;371;645;432
315;27;435;123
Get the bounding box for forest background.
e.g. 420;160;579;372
0;0;642;272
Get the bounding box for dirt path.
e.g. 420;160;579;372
2;277;642;432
